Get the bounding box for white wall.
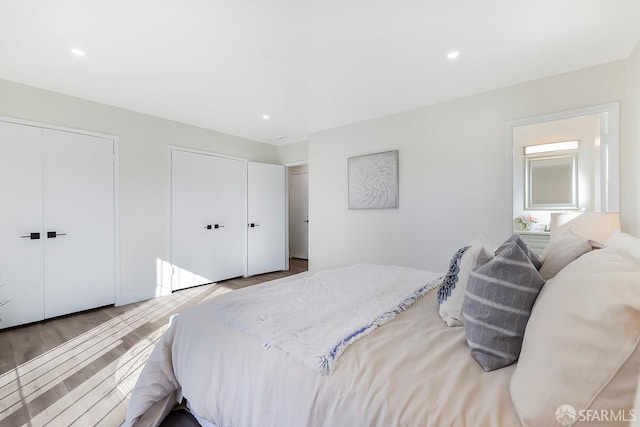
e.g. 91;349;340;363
2;40;639;297
308;59;632;273
622;40;640;237
0;78;279;304
278;140;309;165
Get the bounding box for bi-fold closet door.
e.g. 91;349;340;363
170;151;287;291
171;149;247;291
0;121;116;329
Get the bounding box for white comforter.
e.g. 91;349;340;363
213;264;441;374
124;267;520;427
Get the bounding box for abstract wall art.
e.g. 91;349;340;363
348;150;399;209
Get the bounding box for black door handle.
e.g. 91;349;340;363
304;220;309;223
205;225;212;230
249;223;260;228
214;224;224;229
20;232;40;240
47;231;67;238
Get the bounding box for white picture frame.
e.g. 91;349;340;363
348;150;399;209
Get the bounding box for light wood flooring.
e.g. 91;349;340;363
0;258;308;427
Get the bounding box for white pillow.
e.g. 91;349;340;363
606;231;640;262
510;248;640;426
437;236;493;327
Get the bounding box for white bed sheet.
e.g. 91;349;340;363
124;270;520;427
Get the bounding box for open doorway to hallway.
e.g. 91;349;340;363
288;164;308;261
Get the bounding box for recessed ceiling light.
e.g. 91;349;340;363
447;51;459;60
262;114;270;120
71;48;86;57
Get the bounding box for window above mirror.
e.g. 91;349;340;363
523;140;579;155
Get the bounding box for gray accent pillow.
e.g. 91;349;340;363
495;233;542;270
463;242;545;371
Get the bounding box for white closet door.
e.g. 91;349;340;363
0;122;45;329
42;129;115;318
289;172;309;259
171;150;215;290
248;162;286;276
211;155;246;281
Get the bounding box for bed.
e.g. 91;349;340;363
124;230;640;427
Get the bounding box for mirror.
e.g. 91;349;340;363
526;154;578;210
509;103;619;233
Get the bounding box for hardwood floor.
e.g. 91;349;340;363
0;259;307;427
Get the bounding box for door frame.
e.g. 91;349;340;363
0;115;121;306
505;102;620;234
167;146;249;294
285;160;309;266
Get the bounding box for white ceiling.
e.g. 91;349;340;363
1;1;639;145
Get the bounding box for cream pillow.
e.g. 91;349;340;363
538;229;592;280
510;248;640;426
437;236;493;327
606;231;640;262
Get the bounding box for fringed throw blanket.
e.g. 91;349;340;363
213;264;442;375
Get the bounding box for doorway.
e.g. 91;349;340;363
288;164;309;260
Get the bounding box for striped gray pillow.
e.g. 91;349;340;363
495;233;542;270
463;242;545;371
